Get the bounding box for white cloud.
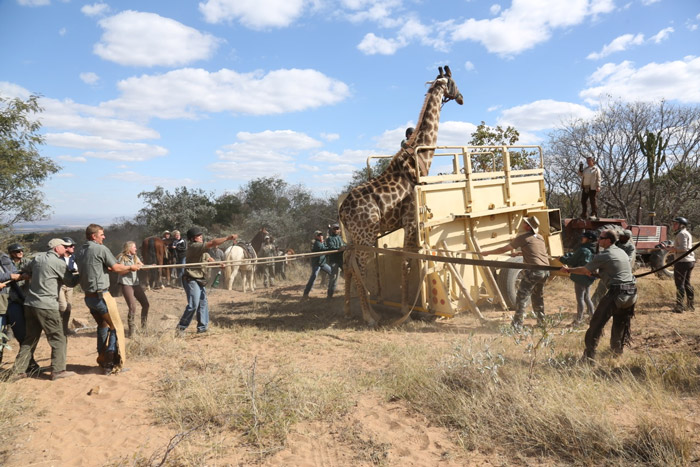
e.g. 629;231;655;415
464;61;475;71
357;33;406;55
208;130;321;179
81;2;110;17
580;57;700;105
94;11;222;67
45;132;168;161
105;68;350;119
498;100;596;131
321;132;340;141
641;0;660;4
199;0;305;29
79;72;100;85
40;97;160;140
0;81;32;99
435;121;479;146
18;0;50;6
650;26;673;43
450;0;615;56
106;171;196;187
309;149;374;164
490;4;501;15
55;173;76;178
57;155;88;163
59;27;66;36
587;33;644;60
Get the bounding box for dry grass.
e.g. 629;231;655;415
0;381;29;464
373;331;695;465
84;269;700;465
151;352;354;462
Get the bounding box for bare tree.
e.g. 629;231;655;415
545;100;700;223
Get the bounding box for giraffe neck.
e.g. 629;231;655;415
395;79;446;179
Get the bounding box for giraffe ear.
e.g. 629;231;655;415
438;66;444;77
445;65;452;77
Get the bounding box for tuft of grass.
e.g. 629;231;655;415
0;382;31;464
152;356;352;461
624;416;693;466
623;351;700;395
126;327;186;361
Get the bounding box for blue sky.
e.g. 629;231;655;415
1;0;699;226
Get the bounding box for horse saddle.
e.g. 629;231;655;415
239;243;256;259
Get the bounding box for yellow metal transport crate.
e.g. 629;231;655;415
351;145;564;318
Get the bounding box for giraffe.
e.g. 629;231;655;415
339;66;463;326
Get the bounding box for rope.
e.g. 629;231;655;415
633;241;700;278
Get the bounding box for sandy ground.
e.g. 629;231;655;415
1;270;699;466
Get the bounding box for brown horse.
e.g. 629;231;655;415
140;236;168;289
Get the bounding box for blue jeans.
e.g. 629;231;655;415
303;263;332;296
178;277;209;332
7;301;26;344
177;257;186;280
85;295;117;355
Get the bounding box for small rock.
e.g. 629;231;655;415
161;314;179;320
87;385;101;396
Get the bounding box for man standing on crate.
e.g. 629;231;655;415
562;229;637;361
482;216;550;330
578;156;601;219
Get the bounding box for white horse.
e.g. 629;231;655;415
223;244;256;292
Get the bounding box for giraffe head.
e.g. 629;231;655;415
437;66;463;105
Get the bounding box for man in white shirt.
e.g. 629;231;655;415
578;156;601;219
666;216;695;313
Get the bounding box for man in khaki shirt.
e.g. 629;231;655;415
13;238;79;380
482;216;550;329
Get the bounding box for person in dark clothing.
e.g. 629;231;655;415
325;223;346;298
559;230;597;325
562;229;637;361
302;230;331;298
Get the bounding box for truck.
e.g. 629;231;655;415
352;144;565;318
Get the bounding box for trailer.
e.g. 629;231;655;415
353;145;565;319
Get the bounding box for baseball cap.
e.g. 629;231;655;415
48;238;72;249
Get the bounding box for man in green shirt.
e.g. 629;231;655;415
13;238;79;380
75;224;140;374
562;229;637;361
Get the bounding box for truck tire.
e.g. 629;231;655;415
496;256;524;309
649;248;674;279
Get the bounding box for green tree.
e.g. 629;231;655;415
136;186;217;235
0;94;60;231
234;177;338;250
468;121;536;171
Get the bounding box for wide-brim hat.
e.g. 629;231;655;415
523;216;540;232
